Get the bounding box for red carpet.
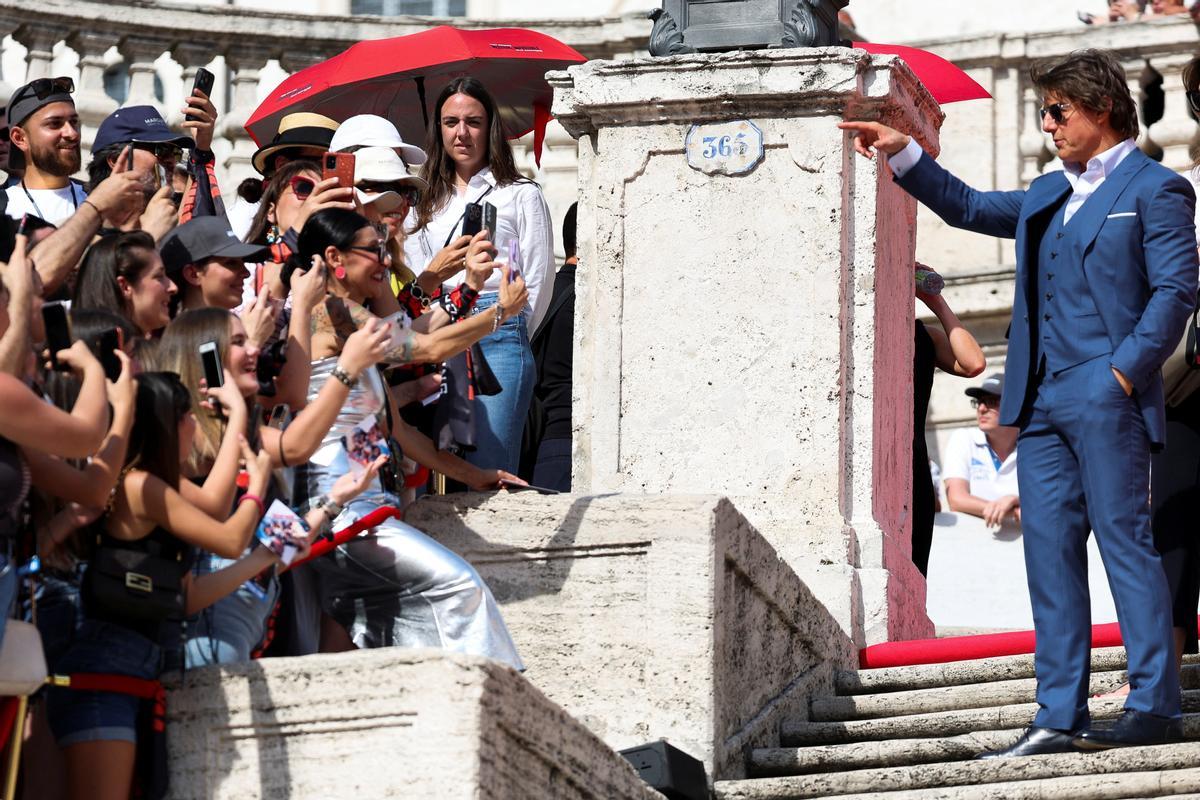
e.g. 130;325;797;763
858;621;1130;669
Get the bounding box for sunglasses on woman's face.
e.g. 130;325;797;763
358;182;420;206
347;241;389;263
289;176;316;200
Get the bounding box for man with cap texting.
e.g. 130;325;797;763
160;216;269;312
942;372;1021;528
87;105;195;203
4;76;86;225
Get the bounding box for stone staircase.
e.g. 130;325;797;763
714;648;1200;800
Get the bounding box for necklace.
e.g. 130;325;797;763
21;178;79;220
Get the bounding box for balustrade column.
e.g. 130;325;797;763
13;22;68;82
67;32;120;157
219;44;274;187
119;35;172;108
1146;54;1198;173
1018;82;1049;186
1124;59;1162;162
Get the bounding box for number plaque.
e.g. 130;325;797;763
685;120;764;176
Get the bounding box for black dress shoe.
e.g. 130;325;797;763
1073;709;1183;751
976;726;1080;759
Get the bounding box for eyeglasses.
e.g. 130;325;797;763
19;76;74;101
970;396;1001;410
358;182;420;206
289;176;315;200
347;243;389;263
1038;102;1074;125
132;142;183;162
1187;90;1200;117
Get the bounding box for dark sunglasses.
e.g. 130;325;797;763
1187;90;1200;118
19;76;74;102
1038;101;1074;125
289;176;315;200
347;242;390;263
132;141;183;161
970;396;1000;410
358;182;420;206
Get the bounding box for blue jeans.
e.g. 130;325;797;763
466;294;535;474
185;551;280;668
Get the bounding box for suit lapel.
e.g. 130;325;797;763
1016;173;1071;303
1064;147;1151;253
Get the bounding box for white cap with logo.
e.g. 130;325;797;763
330;114;427;168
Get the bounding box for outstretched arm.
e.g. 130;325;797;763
838;120;1025;239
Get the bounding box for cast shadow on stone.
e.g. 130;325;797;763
422;493;620;604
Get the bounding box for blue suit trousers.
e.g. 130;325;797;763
1019;355;1181;729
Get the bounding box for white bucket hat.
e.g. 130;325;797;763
331;114;427;167
353;146;428;213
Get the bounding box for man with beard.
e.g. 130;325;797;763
3;76;85;226
86;105;194;206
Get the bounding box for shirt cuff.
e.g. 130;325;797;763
887;137;924;178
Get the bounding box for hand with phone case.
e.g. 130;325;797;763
41;301;74;372
463;229;498;292
322;152;356;189
182;67;218;151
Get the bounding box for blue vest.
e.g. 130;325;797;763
1033;200;1113;373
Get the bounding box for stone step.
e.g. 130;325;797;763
715;742;1200;799
784;697;1200;745
749;730;1021;777
836;650;1200;696
811;670;1129;722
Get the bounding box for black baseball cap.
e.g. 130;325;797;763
160;216;268;278
965;372;1004;400
7;77;76;171
92;105;195;153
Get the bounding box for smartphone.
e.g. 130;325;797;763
199;340;223;388
499;478;560;495
95;327;122;382
42;301;72;372
324;296;358;341
266;403;292;431
482;202;498;241
190;67;215;103
461;202;483;238
125;145;134;172
507;239;522;280
17;213;53;238
322;152;355;189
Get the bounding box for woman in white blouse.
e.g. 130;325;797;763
405;77;554;475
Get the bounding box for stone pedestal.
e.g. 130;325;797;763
406;492;854;780
166;649;661;800
549;48;943;646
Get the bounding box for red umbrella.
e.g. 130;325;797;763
852;42;991;105
246;26;587;166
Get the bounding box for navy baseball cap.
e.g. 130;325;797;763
92;105;195;153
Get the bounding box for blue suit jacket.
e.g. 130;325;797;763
897;148;1198;448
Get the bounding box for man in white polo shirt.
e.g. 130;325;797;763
943;372;1020;528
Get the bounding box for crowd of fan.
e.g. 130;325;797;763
0;71;578;799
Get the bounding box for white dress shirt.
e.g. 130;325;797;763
403;166;555;332
888;136;1138;224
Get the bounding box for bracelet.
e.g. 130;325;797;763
239;493;266;517
81;199;102;218
491;303;503;333
331;365;358;389
408;281;432;309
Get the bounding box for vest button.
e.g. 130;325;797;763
1044;314;1051;321
1046;293;1053;300
1048;273;1055;280
1056;232;1064;239
1050;252;1057;259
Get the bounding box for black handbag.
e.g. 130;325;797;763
84;535;186;623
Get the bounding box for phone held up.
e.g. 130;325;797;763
482;202;498;241
199;340;224;389
41;301;73;372
17;213;54;239
95;327;123;382
461;202;484;238
322;152;356;189
190;67;215;107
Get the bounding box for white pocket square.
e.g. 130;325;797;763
1106;212;1137;218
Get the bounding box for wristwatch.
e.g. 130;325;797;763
305;493;344;520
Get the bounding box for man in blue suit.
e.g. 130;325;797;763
841;48;1198;758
